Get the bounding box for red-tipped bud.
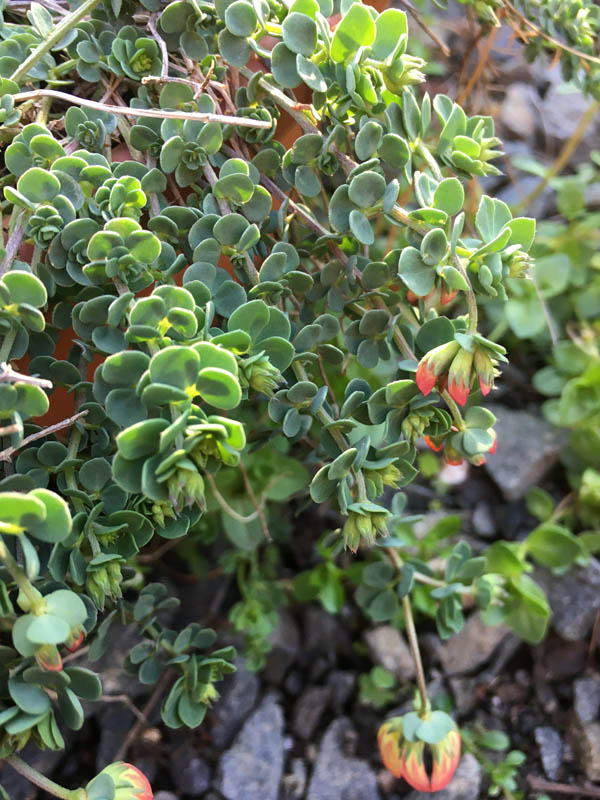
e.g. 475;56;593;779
93;763;153;800
424;436;444;453
416;341;460;396
401;741;431;792
473;348;496;396
65;626;85;652
489;435;497;455
443;441;463;466
402;731;461;793
35;644;63;672
379;714;461;792
440;285;457;306
430;730;462;791
377;717;404;778
447;348;474;406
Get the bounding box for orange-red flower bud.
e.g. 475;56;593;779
94;763;153;800
35;644;63;672
424;435;443;453
377;717;404;778
440;285;457;306
430;729;462;791
416;341;460;396
378;717;461;793
65;626;85;652
443;441;463;466
473;348;495;396
447;348;474;406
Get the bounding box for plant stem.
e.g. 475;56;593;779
416;141;444;182
0;212;25;277
386;548;428;715
441;389;466;431
205;472;262;524
0;410;88;462
0;536;45;613
403;594;429;715
6;756;84;800
291;360;368;500
10;0;106;83
65;428;85;513
12;89;272;129
0;328;18;364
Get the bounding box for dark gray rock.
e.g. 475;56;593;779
405;754;481;800
484;405;569;500
96;705;135;770
292;686;331;739
541;85;597;141
449;676;479;716
307;718;381;800
364;626;415;680
535;727;563;780
571;720;600;781
326;670;357;713
169;741;211;795
211;658;260;748
472;503;496;539
264;611;301;683
303;606;351;662
216;693;284;800
154;792;179;800
535;561;600;641
574;676;600;723
500;83;540;139
437;613;511;675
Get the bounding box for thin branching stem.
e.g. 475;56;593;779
12;89;273;128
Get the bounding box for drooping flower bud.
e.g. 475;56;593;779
90;762;153;800
473;347;496;396
377;717;404;778
443;440;463;466
416;341;460;396
35;644;63;672
424;435;443;453
378;714;461;792
429;730;462;791
65;626;85;652
447;348;474;406
440;285;457;306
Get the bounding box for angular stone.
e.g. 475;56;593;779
535;726;563;780
500;83;539;139
405;754;481;800
364;625;415;680
216;693;284;800
535;561;600;641
292;686;331;739
169;741;211;795
307;718;381;800
326;670;357;713
438;613;510;675
574;676;600;723
484;404;568;500
264;611;301;683
211;658;260;748
571;720;600;782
